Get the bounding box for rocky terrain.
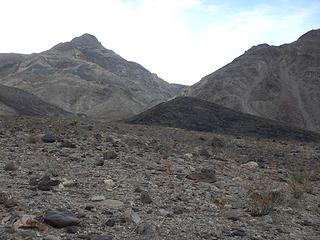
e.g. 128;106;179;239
185;29;320;132
0;116;319;240
128;97;320;141
0;34;183;119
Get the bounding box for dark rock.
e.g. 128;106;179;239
105;218;116;227
60;140;76;148
225;210;241;221
103;150;117;160
173;206;187;215
186;168;217;183
140;191;152;204
37;175;60;191
95;159;104;167
4;197;17;208
44;209;80;228
4;161;18;171
0;192;7;204
42;130;58;143
135;223;157;237
65;225;78;234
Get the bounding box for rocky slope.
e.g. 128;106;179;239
0;84;69;116
0;34;181;119
128;97;320;141
0;116;319;239
185;29;320;132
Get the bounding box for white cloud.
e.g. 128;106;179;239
0;0;319;85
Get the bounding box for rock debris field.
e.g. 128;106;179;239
0;116;319;240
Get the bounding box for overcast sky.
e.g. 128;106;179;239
1;0;319;85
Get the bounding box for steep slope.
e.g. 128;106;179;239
128;97;320;141
0;84;69;116
0;34;181;119
186;29;320;132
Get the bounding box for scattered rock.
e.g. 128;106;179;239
140;191;152;204
44;209;80;228
186;168;217;183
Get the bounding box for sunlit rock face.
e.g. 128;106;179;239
0;34;183;119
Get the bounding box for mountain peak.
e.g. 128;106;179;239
51;33;103;51
70;33;103;48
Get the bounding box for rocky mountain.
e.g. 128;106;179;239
0;84;69;116
0;34;182;119
128;97;320;141
185;29;320;132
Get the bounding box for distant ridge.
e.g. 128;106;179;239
128;97;320;141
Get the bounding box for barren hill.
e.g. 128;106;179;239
128;97;320;141
0;34;181;119
185;29;320;132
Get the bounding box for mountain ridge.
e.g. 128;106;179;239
185;28;320;132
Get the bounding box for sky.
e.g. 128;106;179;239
1;0;319;85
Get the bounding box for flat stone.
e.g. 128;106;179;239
186;168;217;183
241;161;259;169
98;199;124;209
91;195;106;202
44;209;80;228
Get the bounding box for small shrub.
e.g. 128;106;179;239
26;134;41;144
248;189;284;216
288;169;313;198
246;177;284;216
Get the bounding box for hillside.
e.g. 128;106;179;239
185;29;320;132
128;97;320;141
0;34;181;119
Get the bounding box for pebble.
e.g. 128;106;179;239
98;199;124;209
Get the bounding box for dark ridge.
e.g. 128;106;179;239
128;97;320;141
0;84;70;116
